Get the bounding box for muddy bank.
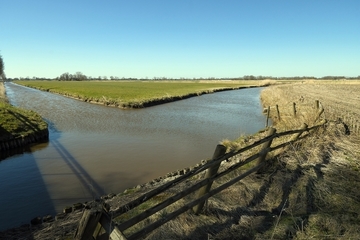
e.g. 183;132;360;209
0;129;49;159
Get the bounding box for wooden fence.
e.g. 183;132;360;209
74;110;327;240
264;99;324;127
265;99;359;135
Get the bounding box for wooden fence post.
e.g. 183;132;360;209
256;127;276;173
315;100;320;110
193;144;227;214
74;206;103;240
291;123;308;140
293;102;297;117
276;104;281;121
110;226;128;240
314;108;324;123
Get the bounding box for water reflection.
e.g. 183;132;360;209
0;140;48;161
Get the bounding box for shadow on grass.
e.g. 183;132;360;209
0;108;48;160
7;109;42;132
185;146;337;239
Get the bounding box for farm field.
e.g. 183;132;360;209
261;80;360;123
251;81;360;239
14;80;271;108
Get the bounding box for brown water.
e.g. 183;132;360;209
0;82;267;230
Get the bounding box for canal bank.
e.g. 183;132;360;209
0;82;49;156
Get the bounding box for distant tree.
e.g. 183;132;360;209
59;72;71;80
58;72;88;81
74;71;87;81
0;54;5;80
321;76;345;80
243;75;256;80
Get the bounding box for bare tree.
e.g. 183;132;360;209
59;72;71;80
0;54;5;80
58;71;89;81
74;71;87;81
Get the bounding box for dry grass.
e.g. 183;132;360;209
136;81;360;239
261;81;360;126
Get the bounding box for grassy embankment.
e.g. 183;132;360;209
0;82;48;142
14;80;273;109
106;80;360;239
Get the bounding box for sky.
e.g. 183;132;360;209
1;0;359;79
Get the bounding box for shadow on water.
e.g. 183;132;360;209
45;118;105;198
0;146;55;231
50;137;105;199
0;119;104;231
0;113;50;231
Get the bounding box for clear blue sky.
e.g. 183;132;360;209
1;0;359;79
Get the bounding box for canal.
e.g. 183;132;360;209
0;82;267;230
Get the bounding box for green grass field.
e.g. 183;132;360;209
0;82;47;141
15;80;266;108
0;101;48;140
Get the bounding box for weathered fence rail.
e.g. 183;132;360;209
75;109;327;240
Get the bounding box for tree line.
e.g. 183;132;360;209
0;53;359;81
8;73;360;81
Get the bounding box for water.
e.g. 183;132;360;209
0;82;266;230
